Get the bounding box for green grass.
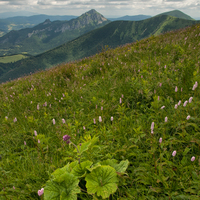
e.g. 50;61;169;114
0;23;200;199
0;54;29;63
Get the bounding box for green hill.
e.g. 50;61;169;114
0;21;200;199
0;9;110;56
158;10;194;20
0;15;199;83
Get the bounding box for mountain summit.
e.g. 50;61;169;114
0;9;110;56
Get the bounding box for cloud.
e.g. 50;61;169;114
0;0;199;17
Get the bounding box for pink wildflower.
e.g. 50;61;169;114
38;188;44;196
191;156;195;162
172;150;176;157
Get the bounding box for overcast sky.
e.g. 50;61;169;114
0;0;199;18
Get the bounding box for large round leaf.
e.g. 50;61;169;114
85;165;118;199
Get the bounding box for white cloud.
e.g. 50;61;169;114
0;0;199;17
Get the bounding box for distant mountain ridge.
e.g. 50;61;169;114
0;14;199;83
108;15;152;21
0;9;110;56
157;10;194;20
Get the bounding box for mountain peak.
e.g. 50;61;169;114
43;19;51;25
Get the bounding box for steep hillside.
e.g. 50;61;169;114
0;22;200;199
0;9;110;56
0;15;199;83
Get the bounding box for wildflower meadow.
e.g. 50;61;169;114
0;23;200;199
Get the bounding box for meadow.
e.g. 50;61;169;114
0;54;29;63
0;23;200;199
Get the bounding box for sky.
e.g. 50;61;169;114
0;0;200;18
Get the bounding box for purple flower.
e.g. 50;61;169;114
38;188;44;196
159;138;162;143
165;117;168;122
52;118;55;125
63;135;71;141
24;141;26;145
174;104;178;109
191;156;195;162
161;106;165;109
93;118;96;124
111;116;113;121
62;119;66;124
175;86;178;92
119;98;122;104
172;150;176;157
178;100;181;106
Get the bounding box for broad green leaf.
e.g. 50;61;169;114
71;161;93;177
100;159;129;173
44;172;80;200
86;162;101;172
74;136;98;154
85;165;118;199
51;161;78;179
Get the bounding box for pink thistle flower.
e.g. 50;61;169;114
183;101;188;107
191;156;195;162
34;130;37;136
172;150;176;157
99;116;102;122
159;138;162;143
186;115;190;120
189;97;193;103
38;188;44;196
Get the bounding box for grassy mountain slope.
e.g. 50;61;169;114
0;9;110;56
0;15;199;83
0;22;200;199
158;10;194;20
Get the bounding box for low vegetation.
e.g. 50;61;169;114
0;23;200;199
0;54;29;63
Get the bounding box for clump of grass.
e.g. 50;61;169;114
0;23;200;199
